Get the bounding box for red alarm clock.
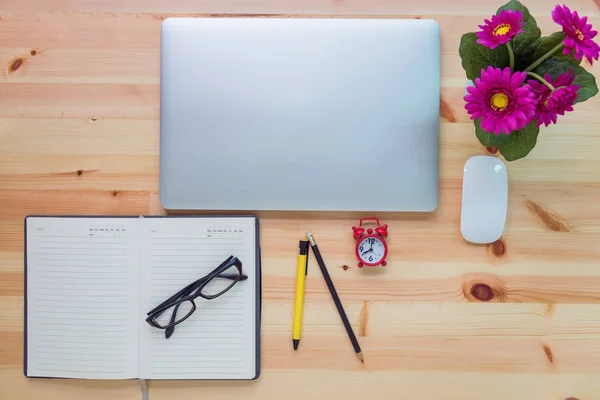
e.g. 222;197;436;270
352;217;388;268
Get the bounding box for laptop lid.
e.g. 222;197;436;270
159;17;440;212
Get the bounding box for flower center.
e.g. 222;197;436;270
490;92;509;111
493;23;511;36
573;27;584;41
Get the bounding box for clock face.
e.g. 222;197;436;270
356;235;387;265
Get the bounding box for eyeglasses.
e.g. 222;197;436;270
146;255;247;338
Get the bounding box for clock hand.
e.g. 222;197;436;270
361;248;373;256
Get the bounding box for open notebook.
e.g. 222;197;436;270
24;215;260;380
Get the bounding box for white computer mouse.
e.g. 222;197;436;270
460;155;508;244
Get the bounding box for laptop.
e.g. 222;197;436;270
159;17;440;212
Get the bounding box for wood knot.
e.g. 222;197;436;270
488;238;507;258
91;118;97;121
439;96;457;122
565;397;581;400
359;301;369;337
486;146;499;155
112;191;120;197
9;58;23;72
542;344;554;364
525;199;572;232
76;169;83;176
470;284;494;301
462;273;508;302
342;264;349;271
30;50;37;56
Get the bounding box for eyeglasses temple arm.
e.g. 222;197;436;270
165;303;181;339
216;273;248;280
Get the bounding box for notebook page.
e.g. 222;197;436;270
26;217;139;379
138;217;257;379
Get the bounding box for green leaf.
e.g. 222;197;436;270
459;32;510;80
534;59;599;103
530;32;581;66
498;122;540;161
497;0;541;66
474;119;511;148
574;70;599;103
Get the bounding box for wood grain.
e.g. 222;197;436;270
1;0;598;15
2;1;600;399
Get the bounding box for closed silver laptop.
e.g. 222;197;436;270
160;17;440;211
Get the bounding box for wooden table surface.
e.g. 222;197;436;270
2;0;600;399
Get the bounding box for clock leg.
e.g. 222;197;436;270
358;262;363;268
381;261;387;266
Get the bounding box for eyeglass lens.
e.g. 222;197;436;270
202;263;241;297
154;300;195;328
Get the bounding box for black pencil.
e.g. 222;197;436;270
306;232;363;364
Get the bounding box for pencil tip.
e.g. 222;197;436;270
357;352;364;363
293;339;299;350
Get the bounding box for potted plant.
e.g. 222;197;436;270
459;0;599;161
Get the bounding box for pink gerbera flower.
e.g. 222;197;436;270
528;70;580;127
552;4;600;64
464;66;537;135
476;9;525;49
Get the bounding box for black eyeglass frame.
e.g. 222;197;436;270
145;255;247;334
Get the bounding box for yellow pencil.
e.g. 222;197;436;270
293;240;309;350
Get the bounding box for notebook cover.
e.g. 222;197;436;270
23;215;261;380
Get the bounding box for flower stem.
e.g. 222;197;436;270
527;71;556;91
525;42;564;72
507;42;514;71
